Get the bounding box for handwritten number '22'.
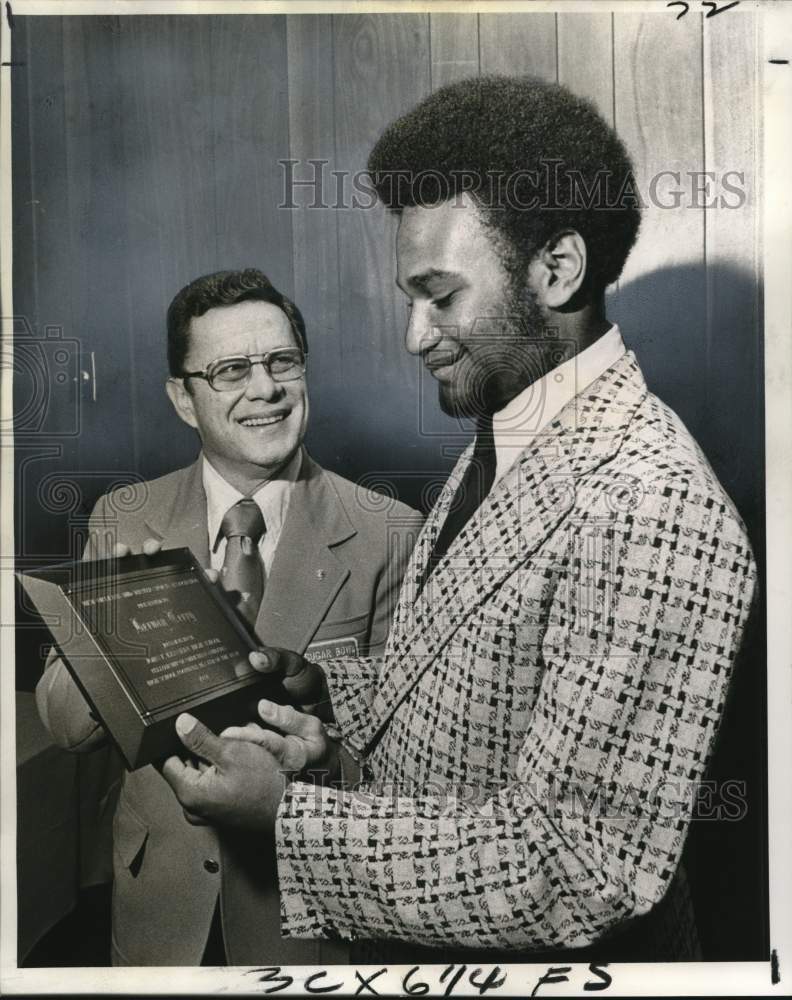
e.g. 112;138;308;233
667;0;740;19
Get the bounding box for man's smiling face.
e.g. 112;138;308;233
167;299;308;493
396;193;547;418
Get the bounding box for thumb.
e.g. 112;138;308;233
175;713;223;764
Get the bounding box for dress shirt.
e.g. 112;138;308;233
203;449;302;575
492;324;626;482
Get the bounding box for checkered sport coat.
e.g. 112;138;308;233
275;351;757;954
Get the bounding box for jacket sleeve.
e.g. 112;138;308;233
35;495;114;752
275;478;757;949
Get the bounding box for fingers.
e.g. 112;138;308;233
257;700;325;770
204;567;219;584
174;713;225;766
220;722;263;740
160;732;288;832
161;754;212;824
161;751;200;794
112;538;162;558
258;700;322;740
249;648;328;706
220;723;286;756
221;717;306;771
182;809;210;826
249;649;278;674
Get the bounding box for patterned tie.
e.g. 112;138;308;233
219;499;266;627
418;415;497;595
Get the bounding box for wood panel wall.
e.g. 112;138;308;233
12;11;761;522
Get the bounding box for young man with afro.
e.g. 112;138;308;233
159;76;757;963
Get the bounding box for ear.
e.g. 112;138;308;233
532;230;588;309
166;378;200;431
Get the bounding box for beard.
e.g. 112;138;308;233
437;282;550;419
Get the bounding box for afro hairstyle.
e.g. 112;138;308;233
367;75;641;295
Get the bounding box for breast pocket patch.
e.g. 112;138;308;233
305;635;360;662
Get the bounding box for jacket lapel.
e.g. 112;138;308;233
144;459;210;565
388;445;475;636
367;352;649;746
254;453;355;655
143;454;355;654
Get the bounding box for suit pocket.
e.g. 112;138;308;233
113;799;149;876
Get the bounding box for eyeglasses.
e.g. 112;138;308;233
180;347;308;391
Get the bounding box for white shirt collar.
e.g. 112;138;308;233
492;324;626;481
203;449;303;554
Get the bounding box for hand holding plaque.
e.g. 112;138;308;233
246;647;331;720
18;547;289;770
161;698;340;834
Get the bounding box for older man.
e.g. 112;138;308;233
36;268;421;965
162;78;757;962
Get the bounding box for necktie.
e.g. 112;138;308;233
418;416;497;594
219;499;266;627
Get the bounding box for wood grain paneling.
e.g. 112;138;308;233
12;16;81;567
610;13;707;431
61;17;137;474
17;17;75;391
694;19;765;962
703;10;761;526
557;13;613;123
286;15;347;468
10;19;36;331
331;14;432;476
430;13;479;90
209;16;293;289
12;10;763;506
115;16;221;478
478;12;557;80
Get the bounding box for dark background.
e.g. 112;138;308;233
11;12;766;964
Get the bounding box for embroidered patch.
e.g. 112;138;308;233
306;636;360;662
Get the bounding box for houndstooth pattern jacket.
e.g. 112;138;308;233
275;351;757;952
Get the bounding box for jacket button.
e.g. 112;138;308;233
204;859;220;874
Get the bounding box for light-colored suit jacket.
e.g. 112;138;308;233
276;353;757;956
36;451;422;965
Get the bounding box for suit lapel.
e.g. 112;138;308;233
142;454;355;654
144;459;210;564
367;352;648;746
254;454;355;655
388;444;475;637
